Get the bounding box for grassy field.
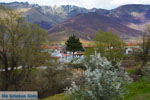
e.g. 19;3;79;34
42;93;65;100
50;40;95;46
124;77;150;100
42;79;150;100
42;77;150;100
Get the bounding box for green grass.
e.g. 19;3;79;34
13;67;41;74
124;77;150;100
126;68;137;75
42;77;150;100
42;93;65;100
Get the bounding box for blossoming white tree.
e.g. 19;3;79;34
65;53;131;100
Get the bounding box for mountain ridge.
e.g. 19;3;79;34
0;2;96;29
1;2;150;41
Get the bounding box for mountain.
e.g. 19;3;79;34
48;4;150;41
106;4;150;31
1;2;150;41
48;12;143;41
0;2;96;29
1;2;150;31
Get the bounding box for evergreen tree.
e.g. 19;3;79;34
65;35;83;57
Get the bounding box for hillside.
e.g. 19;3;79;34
107;4;150;31
48;12;143;41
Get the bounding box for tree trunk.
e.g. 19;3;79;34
3;53;9;90
73;51;75;58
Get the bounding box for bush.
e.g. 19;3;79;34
69;63;86;70
19;65;72;99
43;66;72;97
65;53;132;100
142;65;150;78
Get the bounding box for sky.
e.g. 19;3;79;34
0;0;150;9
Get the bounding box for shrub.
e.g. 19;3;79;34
43;66;72;97
20;65;72;99
69;63;86;70
65;53;132;100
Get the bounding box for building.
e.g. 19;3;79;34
41;44;85;63
125;43;139;54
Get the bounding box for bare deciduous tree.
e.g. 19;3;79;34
141;25;150;67
0;6;49;90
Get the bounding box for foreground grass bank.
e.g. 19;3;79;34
42;77;150;100
42;93;64;100
124;77;150;100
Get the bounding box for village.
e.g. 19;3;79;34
41;42;140;63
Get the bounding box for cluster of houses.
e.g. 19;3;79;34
41;44;85;63
41;42;140;63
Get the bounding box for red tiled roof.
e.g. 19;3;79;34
41;45;49;49
61;53;70;56
52;56;60;59
41;45;60;49
126;43;137;46
49;46;58;49
75;52;84;55
56;49;62;51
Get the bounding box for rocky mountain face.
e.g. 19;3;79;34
48;4;150;41
1;2;150;41
0;2;95;29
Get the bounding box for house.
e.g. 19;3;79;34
126;48;133;54
125;43;139;54
41;44;85;63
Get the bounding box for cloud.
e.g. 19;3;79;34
110;0;150;6
1;0;150;9
34;0;114;9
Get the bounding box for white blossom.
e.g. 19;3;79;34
65;53;132;100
